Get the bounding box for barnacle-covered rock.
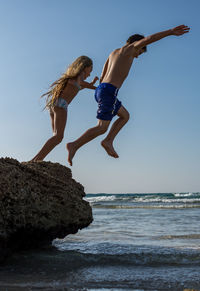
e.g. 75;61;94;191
0;158;93;263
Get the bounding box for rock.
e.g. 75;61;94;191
0;157;93;263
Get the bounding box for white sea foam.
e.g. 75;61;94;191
174;192;196;197
134;197;200;203
85;196;200;205
85;195;116;203
85;193;200;205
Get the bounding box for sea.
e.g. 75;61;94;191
0;192;200;291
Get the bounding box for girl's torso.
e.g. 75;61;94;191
59;75;83;105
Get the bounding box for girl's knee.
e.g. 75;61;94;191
53;133;64;144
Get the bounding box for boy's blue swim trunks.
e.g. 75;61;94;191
95;83;122;121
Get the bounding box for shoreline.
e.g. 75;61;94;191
0;248;200;290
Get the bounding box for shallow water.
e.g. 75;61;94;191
0;192;200;290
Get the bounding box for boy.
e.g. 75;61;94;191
67;25;190;166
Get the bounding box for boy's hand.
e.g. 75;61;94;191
171;25;190;36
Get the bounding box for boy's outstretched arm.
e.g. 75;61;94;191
132;25;190;51
80;76;99;90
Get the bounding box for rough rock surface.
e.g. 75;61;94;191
0;157;93;262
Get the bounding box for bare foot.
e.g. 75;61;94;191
29;158;38;162
26;159;41;163
101;140;119;158
29;156;43;162
66;142;77;166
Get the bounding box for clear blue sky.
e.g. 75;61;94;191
0;0;199;193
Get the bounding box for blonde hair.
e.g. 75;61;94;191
42;56;93;109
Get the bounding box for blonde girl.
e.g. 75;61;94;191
31;56;98;162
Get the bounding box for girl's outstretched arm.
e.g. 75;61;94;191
80;76;99;90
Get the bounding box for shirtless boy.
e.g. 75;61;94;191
67;25;190;166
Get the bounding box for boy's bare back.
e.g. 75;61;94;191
101;44;140;89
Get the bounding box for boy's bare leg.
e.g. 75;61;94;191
31;107;67;162
101;106;130;157
66;120;110;166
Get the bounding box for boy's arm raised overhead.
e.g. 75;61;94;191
131;25;190;55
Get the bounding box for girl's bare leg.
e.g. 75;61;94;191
50;109;55;134
31;107;67;162
101;106;130;157
66;120;110;166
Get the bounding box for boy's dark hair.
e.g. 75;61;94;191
126;34;147;52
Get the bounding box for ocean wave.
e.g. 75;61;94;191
155;234;200;240
85;193;200;204
92;204;200;209
174;192;199;197
86;195;116;203
134;198;200;203
53;243;200;267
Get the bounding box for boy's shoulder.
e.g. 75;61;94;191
112;44;135;57
110;48;120;55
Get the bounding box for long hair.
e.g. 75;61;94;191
42;56;93;109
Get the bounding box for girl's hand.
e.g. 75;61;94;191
91;76;99;85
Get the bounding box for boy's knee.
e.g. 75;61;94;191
118;107;130;122
120;111;130;123
125;111;130;122
121;108;130;122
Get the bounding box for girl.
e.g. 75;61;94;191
31;56;98;162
